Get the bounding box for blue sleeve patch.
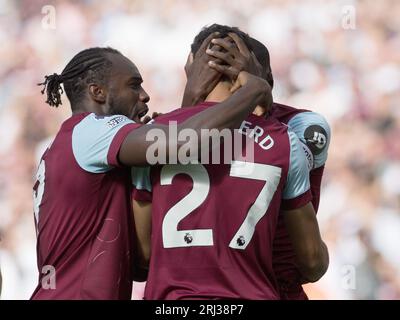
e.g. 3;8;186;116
287;112;331;168
72;113;134;173
131;166;152;192
283;130;311;199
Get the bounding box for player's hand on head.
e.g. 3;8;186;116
207;32;263;81
231;71;273;108
230;71;265;92
230;71;251;93
182;32;223;106
229;32;263;78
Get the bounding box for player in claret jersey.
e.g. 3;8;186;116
249;38;331;299
132;24;329;300
31;44;270;299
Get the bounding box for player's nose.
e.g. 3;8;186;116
140;88;150;103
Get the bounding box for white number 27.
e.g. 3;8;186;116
161;161;281;250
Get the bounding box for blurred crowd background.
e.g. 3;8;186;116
0;0;399;299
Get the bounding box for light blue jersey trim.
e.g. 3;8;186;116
287;112;331;169
283;130;311;200
72;113;134;173
131;166;152;192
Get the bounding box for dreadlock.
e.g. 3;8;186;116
38;47;121;108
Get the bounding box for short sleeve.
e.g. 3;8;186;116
287;112;331;169
132;166;153;202
132;167;152;192
72;114;139;173
281;130;312;210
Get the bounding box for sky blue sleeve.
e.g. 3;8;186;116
131;166;152;192
72;113;135;173
283;130;311;200
287;112;331;169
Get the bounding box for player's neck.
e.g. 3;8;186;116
205;82;266;117
205;81;232;103
72;101;109;116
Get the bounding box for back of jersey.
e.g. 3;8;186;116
138;103;312;300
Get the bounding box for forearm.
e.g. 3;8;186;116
119;79;269;166
283;203;329;283
319;241;329;277
180;80;268;132
299;241;329;283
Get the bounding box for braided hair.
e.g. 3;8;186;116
38;47;121;108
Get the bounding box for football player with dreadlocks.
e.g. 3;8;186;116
32;41;271;299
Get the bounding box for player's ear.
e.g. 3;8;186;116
266;71;274;88
184;52;194;77
88;84;107;104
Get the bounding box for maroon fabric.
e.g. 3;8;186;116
270;102;325;300
309;165;325;212
140;103;308;300
280;190;313;211
31;113;139;300
269;102;310;124
133;188;152;203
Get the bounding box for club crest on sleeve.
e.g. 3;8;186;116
107;115;128;128
304;125;327;155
